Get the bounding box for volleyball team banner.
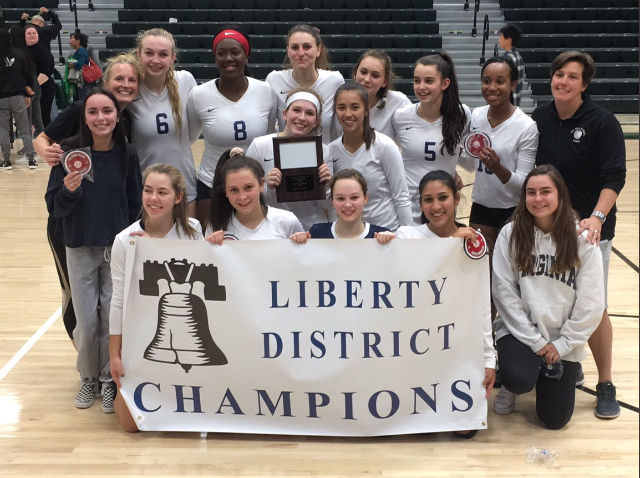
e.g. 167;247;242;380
119;238;490;436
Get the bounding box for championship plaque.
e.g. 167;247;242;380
273;135;324;202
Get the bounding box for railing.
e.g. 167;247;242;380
471;0;480;37
480;14;490;65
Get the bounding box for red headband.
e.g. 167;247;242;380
212;30;250;57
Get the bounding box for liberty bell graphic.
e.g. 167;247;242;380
139;259;228;372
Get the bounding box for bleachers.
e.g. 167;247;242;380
499;0;638;113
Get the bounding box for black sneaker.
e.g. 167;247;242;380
595;381;621;419
28;158;38;169
17;148;24;155
576;363;585;387
0;160;12;170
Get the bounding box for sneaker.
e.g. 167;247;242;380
576;363;585;387
17;148;24;155
14;156;28;165
101;383;116;413
28;158;38;169
595;381;621;419
0;160;12;170
75;382;96;409
493;387;517;415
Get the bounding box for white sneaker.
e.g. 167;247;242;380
14;156;28;165
493;387;517;415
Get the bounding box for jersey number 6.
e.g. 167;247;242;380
156;113;169;135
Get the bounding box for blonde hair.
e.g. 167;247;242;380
136;28;183;139
284;87;323;136
103;52;143;86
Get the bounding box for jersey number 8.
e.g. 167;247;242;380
234;121;247;141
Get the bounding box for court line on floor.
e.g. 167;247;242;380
613;246;640;273
0;307;61;381
577;386;639;414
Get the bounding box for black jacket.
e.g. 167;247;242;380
20;9;61;50
533;93;626;240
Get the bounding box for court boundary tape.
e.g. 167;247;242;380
577;386;640;414
0;307;61;381
612;246;640;273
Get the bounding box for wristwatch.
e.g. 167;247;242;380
591;211;607;223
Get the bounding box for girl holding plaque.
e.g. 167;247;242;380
128;28;198;216
245;88;332;230
110;164;203;432
491;165;603;429
375;170;496;438
205;151;304;242
461;56;539;255
266;24;344;144
45;88;142;415
187;26;276;226
392;53;471;224
329;83;413;231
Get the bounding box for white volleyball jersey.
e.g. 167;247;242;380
128;70;199;202
265;69;344;144
329;132;413;231
396;224;439;239
392;103;471;223
205;206;304;240
247;133;332;230
187;77;277;187
461;105;539;209
370;90;411;139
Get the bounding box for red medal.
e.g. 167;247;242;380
464;231;487;259
64;150;92;176
464;132;491;158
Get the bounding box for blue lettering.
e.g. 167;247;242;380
298;281;307;307
291;331;301;358
216;388;244;415
342;392;356;420
307;392;330;418
269;281;289;308
399;281;419;308
410;328;430;354
362;332;383;358
427;278;447;305
411;385;438;414
438;323;455;350
372;281;393;308
173;385;203;413
262;332;282;358
451;380;473;412
334;331;354;358
345;280;363;308
255;390;294;417
368;390;400;419
310;331;326;358
134;382;161;413
317;281;336;307
392;330;402;357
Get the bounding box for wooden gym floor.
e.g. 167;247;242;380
0;138;637;477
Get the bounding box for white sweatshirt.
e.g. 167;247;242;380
492;222;604;362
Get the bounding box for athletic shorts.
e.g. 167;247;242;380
469;202;516;229
197;178;212;201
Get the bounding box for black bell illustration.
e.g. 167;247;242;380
139;259;228;372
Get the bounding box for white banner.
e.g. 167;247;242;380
120;238;490;436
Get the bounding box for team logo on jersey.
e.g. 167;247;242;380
405;126;415;130
332;158;340;163
464;232;487;260
571;127;586;143
263;158;274;162
280;90;288;95
207;107;217;112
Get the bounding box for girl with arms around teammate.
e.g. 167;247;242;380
376;170;496;439
291;168;389;241
266;24;344;143
329;83;412;231
110;164;203;432
462;56;538;254
187;26;276;225
491;165;604;429
352;49;411;139
245;88;331;230
392;53;470;223
45;88;142;414
206;151;304;243
128;28;198;216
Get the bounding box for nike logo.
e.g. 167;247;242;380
472;126;479;131
280;90;288;95
264;158;274;162
405;126;415;130
332;158;340;163
207;107;216;112
224;32;234;36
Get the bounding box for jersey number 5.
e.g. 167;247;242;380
156;113;169;135
424;141;436;161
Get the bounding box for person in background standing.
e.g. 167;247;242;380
498;24;525;107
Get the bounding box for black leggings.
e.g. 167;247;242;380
46;217;76;339
497;335;579;430
40;78;56;128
